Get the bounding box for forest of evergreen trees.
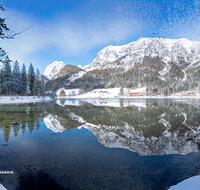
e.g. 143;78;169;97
0;2;45;96
0;55;45;96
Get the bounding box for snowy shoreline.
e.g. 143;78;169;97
0;93;199;105
55;87;200;100
0;96;52;104
66;95;200;99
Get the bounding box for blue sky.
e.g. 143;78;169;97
1;0;200;74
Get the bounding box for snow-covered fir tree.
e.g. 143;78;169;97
0;68;3;94
34;68;41;96
0;2;10;63
0;48;6;63
21;63;27;95
12;60;21;94
27;63;35;96
3;56;12;95
40;76;45;96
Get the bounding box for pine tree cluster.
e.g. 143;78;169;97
0;56;45;96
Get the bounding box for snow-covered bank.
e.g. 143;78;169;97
55;87;200;99
0;96;52;104
56;88;82;96
168;176;200;190
56;87;145;99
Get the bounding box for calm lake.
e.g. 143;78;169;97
0;98;200;190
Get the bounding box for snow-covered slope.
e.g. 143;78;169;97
84;38;200;71
44;61;66;80
56;88;82;97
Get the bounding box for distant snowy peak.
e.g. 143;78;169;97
86;37;200;70
77;64;83;69
44;61;66;80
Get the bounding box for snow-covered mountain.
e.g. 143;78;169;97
85;37;200;71
44;37;200;94
44;61;66;80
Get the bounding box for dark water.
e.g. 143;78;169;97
0;99;200;190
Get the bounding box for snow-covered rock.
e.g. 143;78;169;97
44;61;66;80
68;70;86;84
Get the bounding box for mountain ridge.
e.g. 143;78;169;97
85;37;200;71
44;37;200;94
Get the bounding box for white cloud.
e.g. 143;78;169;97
1;9;141;64
2;0;200;67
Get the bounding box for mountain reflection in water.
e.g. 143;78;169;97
55;99;200;155
1;99;200;190
1;99;200;156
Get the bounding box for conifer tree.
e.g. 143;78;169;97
59;89;65;97
34;68;41;96
12;60;21;94
0;67;3;94
3;55;12;95
27;63;35;95
40;75;45;96
21;64;27;95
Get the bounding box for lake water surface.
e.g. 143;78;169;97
0;98;200;190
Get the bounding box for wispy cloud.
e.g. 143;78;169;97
2;0;200;69
1;7;141;64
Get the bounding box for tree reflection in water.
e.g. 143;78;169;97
0;104;45;143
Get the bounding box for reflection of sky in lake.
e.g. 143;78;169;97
0;99;200;189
